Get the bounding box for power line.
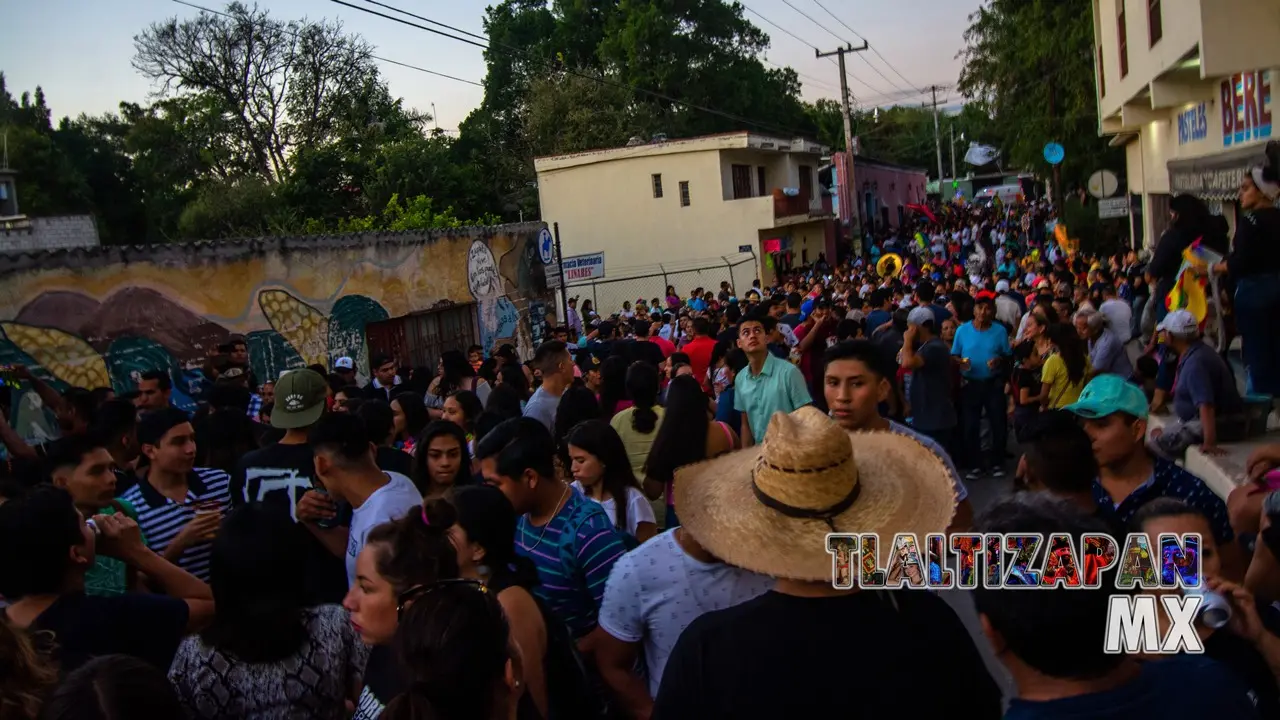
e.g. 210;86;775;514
330;0;816;139
172;0;483;87
739;3;888;100
807;0;922;93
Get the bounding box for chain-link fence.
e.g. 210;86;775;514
564;253;760;316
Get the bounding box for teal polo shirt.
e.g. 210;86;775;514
733;353;813;444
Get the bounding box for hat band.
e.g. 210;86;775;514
751;468;862;530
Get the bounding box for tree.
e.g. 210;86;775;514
525;72;658;157
132;2;399;181
957;0;1120;196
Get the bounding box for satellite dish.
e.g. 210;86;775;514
1043;142;1065;165
1087;170;1120;199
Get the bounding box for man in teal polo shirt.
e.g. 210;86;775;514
734;313;812;445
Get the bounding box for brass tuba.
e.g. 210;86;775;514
876;253;903;279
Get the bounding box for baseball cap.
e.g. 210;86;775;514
898;297;914;309
1157;309;1198;336
270;369;329;429
907;307;936;327
576;353;601;374
334;356;355;370
995;279;1010;293
1064;375;1149;420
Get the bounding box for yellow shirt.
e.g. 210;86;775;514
610;406;665;478
1041;353;1092;409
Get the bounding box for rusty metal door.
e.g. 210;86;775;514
366;304;478;372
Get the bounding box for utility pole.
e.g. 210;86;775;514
926;85;946;184
817;42;868;245
949;125;957;181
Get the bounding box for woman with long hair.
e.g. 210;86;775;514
566;420;656;544
412;421;472;500
484;384;525;420
1148;194;1212;326
495;364;531;401
443;486;555;718
1037;322;1092;410
383;581;530;720
170;505;367;718
554;386;602;475
1211;143;1280;397
643;375;736;528
610;362;663;480
342;503;459;719
0;618;55;719
428;351;490;418
390;391;428;455
442;390;483;443
597;356;630;419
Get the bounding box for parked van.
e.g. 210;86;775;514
974;184;1023;206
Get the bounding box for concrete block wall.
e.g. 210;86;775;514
0;216;100;253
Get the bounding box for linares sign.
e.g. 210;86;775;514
561;252;606;282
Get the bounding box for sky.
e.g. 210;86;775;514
4;0;980;133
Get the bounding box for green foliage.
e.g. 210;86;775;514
958;0;1121;193
312;193;502;234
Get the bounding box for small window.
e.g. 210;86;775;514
1097;44;1106;97
679;181;690;207
731;164;753;199
1117;0;1128;78
1148;0;1161;46
757;166;767;196
652;174;663;198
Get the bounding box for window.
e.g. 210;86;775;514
1097;44;1106;97
652;174;663;198
1117;0;1128;78
1148;0;1162;46
679;181;690;207
731;164;753;199
757;166;767;196
798;165;813;201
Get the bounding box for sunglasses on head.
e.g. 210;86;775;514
396;578;485;618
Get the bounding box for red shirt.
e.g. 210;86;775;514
649;336;676;358
682;336;718;389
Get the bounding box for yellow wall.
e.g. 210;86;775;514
0;225;552;403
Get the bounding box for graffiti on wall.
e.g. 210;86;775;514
0;225;551;417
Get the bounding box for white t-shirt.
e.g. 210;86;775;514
1099;298;1133;344
571;482;656;539
597;529;773;697
346;472;422;586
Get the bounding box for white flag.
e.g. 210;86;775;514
964;143;1000;166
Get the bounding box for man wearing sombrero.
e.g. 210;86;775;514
652;406;1002;718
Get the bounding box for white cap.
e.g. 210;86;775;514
1157;309;1198;336
334;356;355;370
898;297;914;309
995;279;1010;293
907;306;936;327
1025;272;1037;286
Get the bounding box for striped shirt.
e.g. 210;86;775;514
118;467;231;582
516;485;629;638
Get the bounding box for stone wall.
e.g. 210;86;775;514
0;223;554;409
0;215;100;254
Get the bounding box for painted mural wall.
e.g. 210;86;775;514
0;223;554;410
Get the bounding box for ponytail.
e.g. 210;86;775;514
365;502;461;595
625;362;660;434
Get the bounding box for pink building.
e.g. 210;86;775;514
833;153;929;235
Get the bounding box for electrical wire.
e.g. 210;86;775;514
807;0;922;94
172;0;484;86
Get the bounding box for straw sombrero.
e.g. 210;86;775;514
674;406;957;581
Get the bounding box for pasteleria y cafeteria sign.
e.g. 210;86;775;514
561;252;605;282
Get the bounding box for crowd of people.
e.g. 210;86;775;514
0;154;1279;719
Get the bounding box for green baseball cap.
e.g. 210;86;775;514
1064;374;1149;420
270;369;328;429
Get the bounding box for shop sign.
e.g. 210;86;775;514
1177;103;1208;145
561;252;605;282
1221;70;1273;148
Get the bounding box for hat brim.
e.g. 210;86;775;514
271;401;325;430
1062;400;1113;419
674;431;957;581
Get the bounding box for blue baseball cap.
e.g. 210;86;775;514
1064;375;1149;420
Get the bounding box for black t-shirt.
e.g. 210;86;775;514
653;590;1003;719
16;591;189;675
352;645;404;720
1204;628;1280;718
376;446;413;477
232;443;349;606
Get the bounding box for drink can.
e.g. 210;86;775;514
312;487;339;529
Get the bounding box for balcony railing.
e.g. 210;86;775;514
772;191;832;219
